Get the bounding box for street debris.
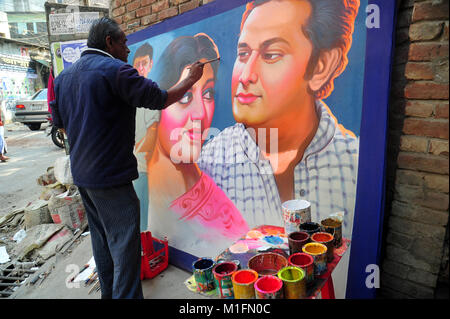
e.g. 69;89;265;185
0;162;89;298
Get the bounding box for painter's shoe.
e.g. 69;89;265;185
0;155;9;162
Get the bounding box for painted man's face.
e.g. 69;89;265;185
158;63;215;163
231;0;314;128
134;55;153;78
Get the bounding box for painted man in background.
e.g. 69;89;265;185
198;0;360;237
133;42;154;78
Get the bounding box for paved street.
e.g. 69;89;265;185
0;122;66;218
0;121;205;299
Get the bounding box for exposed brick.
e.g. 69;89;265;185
424;172;449;192
126;0;141;12
433;58;449;83
152;0;169;13
114;16;123;24
112;6;126;17
202;0;215;4
435;102;449;119
400;135;429;153
397;152;449;174
405;62;434;80
170;0;190;5
158;7;178;20
407;268;438;287
127;19;140;29
386;230;414;250
142;0;157;6
408;42;449;61
141;14;158;26
394;183;450;210
397;7;413;28
385;245;434;274
412;1;449;22
404;82;449;100
391;200;449;226
382;259;410;279
136;6;152;18
381;272;435;298
180;0;200;14
405;100;435;117
395;169;425;186
123;11;136;23
429;139;449;157
403;118;449;139
409;21;445;41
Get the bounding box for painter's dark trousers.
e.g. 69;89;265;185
78;183;143;299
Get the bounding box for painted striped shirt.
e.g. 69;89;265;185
197;100;359;238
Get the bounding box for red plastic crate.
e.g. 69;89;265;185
140;231;169;280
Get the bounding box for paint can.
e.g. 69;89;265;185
288;253;314;286
299;221;322;237
254;275;284;299
321;218;343;248
192;257;216;292
288;231;310;255
212;261;238;298
282;199;311;235
277;266;306;299
231;269;259;299
248;252;288;276
302;243;328;276
311;232;335;262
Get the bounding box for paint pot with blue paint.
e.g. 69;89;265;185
213;261;238;298
282;199;312;235
192;257;216;292
254;275;284;299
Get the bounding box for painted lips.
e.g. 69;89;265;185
236;93;260;104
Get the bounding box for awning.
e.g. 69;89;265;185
33;59;50;68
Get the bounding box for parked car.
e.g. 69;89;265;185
14;88;49;131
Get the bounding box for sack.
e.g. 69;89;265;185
54;155;73;185
24;199;53;229
48;186;87;231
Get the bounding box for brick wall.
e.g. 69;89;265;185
110;0;449;298
111;0;216;34
382;0;449;298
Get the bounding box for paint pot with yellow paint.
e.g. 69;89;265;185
231;269;259;299
302;242;328;276
277;266;306;299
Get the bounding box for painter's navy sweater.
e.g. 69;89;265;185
51;50;167;188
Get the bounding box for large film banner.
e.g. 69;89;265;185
128;0;395;298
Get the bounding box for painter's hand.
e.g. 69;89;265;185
187;61;205;85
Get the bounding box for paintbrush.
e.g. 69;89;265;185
200;57;220;66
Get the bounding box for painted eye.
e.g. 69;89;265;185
202;88;215;101
262;52;282;62
238;50;250;60
179;92;192;104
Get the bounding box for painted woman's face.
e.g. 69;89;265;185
158;63;215;163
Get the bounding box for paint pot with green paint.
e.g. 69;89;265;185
213;261;238;298
278;266;306;299
192;257;216;292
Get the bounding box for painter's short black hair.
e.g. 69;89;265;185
133;43;154;63
87;17;123;50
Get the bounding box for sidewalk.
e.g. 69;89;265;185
10;233;209;299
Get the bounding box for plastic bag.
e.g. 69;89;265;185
54;155;73;185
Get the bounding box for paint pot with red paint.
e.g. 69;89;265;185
212;261;238;298
192;257;216;292
302;243;328;276
248;252;288;276
282;199;311;235
232;269;259;299
254;275;284;299
288;252;314;286
288;231;310;255
278;266;306;299
311;232;335;262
